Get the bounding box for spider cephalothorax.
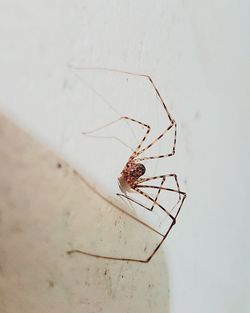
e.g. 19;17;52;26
118;161;146;192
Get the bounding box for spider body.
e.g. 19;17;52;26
118;160;146;192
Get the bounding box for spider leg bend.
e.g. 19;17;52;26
82;115;151;156
68;187;186;263
68;174;186;263
77;66;177;162
116;180;186;262
137;174;182;211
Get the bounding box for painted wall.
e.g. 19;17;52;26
0;1;249;312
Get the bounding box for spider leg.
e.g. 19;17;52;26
74;66;176;161
134;188;175;217
130;71;177;161
116;193;165;233
134;121;177;161
88;68;177;161
138;176;166;211
81;116;150;154
67;190;165;263
118;183;186;262
132;173;185;225
69;66;174;122
67;193;165;263
138;174;182;210
67;189;185;263
132;186;186;262
67;177;186;263
121;117;150;155
67;250;151;263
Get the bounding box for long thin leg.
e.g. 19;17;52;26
82;115;150;157
135;121;177;161
117;192;173;229
73;66;176;161
124;187;186;262
119;171;185;217
121;117;150;155
136;186;184;216
90;69;177;162
134;188;176;218
138;173;182;210
67;191;165;263
86;113;176;162
116;193;164;236
145;193;186;261
121;175;184;219
67;250;154;263
141;176;166;211
67;184;186;263
68;66;174;123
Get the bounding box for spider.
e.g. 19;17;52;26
67;68;187;263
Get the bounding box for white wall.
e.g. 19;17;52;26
0;1;249;312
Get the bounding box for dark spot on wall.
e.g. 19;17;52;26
194;111;200;120
0;264;4;275
57;162;62;169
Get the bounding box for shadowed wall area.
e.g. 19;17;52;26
0;113;170;313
